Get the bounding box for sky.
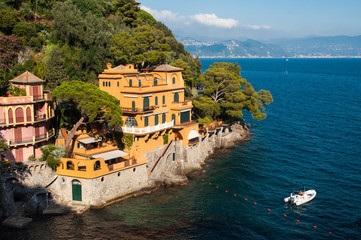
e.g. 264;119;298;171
139;0;361;41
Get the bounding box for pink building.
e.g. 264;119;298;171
0;71;55;162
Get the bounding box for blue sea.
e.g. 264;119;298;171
2;58;361;239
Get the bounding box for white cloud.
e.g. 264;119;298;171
141;6;179;21
191;13;239;28
243;25;271;30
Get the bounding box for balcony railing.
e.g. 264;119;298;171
121;106;155;114
8;130;55;146
110;120;174;135
34;114;46;121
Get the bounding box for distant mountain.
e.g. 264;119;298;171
267;35;361;57
180;35;361;58
181;39;289;58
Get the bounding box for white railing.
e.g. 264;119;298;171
121;120;174;134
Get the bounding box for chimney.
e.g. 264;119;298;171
107;63;112;69
26;71;29;82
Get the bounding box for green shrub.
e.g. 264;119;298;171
40;145;65;171
122;134;133;150
163;134;169;145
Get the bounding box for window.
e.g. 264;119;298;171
174;92;179;103
144;116;149;127
172;114;176;124
172;152;176;161
172;77;175;84
94;161;101;170
103;81;105;87
143;97;150;111
181;111;190;123
132;101;136;111
162;95;165;104
138;80;141;87
154;77;158;86
125;117;138;127
129;79;132;87
117;81;119;87
109;82;111;87
67;161;74;170
155;114;159;125
162;113;166;123
155;96;158;106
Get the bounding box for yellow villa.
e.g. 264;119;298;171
98;63;200;156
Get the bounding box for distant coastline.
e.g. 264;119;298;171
197;56;361;59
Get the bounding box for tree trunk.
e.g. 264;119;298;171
63;116;84;152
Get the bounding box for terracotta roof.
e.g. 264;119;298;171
144;64;183;71
9;71;45;84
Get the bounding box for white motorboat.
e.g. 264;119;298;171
284;190;317;206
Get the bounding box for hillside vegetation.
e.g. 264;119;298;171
0;0;201;92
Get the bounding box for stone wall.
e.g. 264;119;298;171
146;123;249;185
50;164;149;208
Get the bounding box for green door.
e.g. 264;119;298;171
72;180;82;201
143;97;149;111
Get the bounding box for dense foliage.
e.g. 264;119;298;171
39;144;65;171
193;62;273;123
0;0;201;92
52;80;124;150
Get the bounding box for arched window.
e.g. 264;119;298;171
155;114;159;125
103;81;105;87
109;82;111;87
172;114;176;124
8;108;14;124
125;117;138;127
154;77;158;86
174;92;179;103
129;79;132;87
94;161;101;170
162;113;166;123
138;80;141;87
15;108;24;123
162;95;165;105
117;81;119;87
155;96;158;106
26;107;31;122
66;161;74;170
172;77;176;84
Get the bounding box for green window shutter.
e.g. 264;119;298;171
162;113;166;123
155;96;158;105
162;95;165;104
143;97;149;111
181;111;190;124
155;115;159;125
145;116;149;127
174;92;179;103
172;114;176;124
129;79;132;87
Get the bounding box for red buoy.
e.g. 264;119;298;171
313;226;317;229
296;220;300;223
254;202;257;205
226;190;228;193
234;194;237;197
328;232;332;235
209;183;211;185
216;186;219;188
283;214;287;217
245;198;248;201
267;208;271;211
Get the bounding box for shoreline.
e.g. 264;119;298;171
197;56;361;59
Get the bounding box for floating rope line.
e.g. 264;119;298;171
201;179;342;238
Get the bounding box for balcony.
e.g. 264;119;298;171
111;120;174;135
121;106;155;114
8;130;55;147
170;99;193;110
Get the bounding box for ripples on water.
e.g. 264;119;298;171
2;59;361;240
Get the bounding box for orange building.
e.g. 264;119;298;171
98;63;200;156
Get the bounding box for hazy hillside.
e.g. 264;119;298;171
181;35;361;58
182;39;289;58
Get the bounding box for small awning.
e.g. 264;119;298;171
188;130;200;140
78;137;102;145
90;150;129;161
